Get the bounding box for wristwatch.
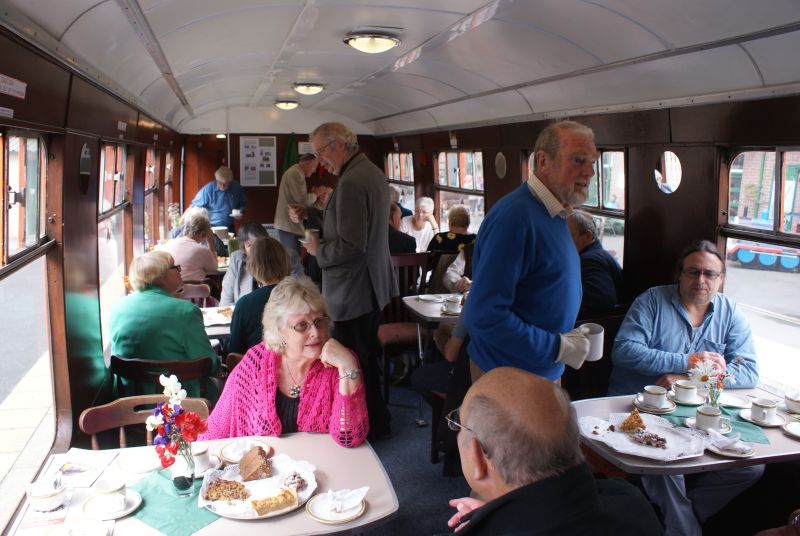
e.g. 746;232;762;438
339;369;361;380
789;508;800;535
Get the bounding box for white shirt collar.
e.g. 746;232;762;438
526;172;570;219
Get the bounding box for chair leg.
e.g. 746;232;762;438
430;394;444;464
383;349;391;404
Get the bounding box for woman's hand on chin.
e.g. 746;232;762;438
319;338;356;371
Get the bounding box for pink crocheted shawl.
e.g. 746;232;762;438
201;343;368;447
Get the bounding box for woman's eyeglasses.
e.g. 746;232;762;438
168;264;182;272
290;315;330;333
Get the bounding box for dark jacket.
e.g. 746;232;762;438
389;226;416;254
227;284;276;354
579;240;623;315
451;463;663;536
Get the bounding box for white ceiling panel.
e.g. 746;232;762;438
742;32;800;87
427;91;532;129
3;0;100;39
369;110;440;135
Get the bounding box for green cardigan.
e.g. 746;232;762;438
110;287;218;395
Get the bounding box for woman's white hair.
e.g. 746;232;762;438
262;276;330;352
182;210;211;239
415;196;434;212
129;251;173;291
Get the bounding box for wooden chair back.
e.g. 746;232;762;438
426;252;458;294
110;355;214;397
78;394;210;449
225;352;244;373
383;252;430;323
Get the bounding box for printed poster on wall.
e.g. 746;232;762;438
240;136;277;186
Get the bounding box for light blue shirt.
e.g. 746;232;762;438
191;181;245;228
608;285;758;395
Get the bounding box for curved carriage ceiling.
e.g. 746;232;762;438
2;0;800;136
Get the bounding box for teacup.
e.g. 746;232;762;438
695;405;729;432
192;442;210;473
93;477;127;513
304;228;320;243
785;391;800;414
26;481;66;512
231;208;242;217
642;385;668;408
751;398;778;423
444;296;462;314
673;379;700;403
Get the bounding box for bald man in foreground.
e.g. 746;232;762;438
443;368;663;535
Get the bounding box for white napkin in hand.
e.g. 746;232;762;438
321;487;369;513
556;326;591;370
706;429;751;454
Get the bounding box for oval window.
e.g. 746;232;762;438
654;151;682;194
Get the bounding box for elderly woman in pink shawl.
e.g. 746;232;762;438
201;276;368;447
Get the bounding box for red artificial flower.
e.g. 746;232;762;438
175;411;208;442
166;441;179;455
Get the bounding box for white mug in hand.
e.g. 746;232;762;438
577;323;604;362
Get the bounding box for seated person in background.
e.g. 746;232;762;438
609;240;761;536
227;238;291;354
567;209;623;315
201;276;368;447
399;196;438;252
171;206;227;256
220;222;302;306
445;367;662;535
390;185;412;217
388;202;416;254
442;242;474;293
162;210;218;282
410;316;466;406
110;251;219;395
427;205;476;253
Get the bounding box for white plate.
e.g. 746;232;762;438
706;443;755;458
201;306;234;327
579;414;706;462
417;294;444;303
685;417;732;435
116;449;161;474
81;489;142;520
306;494;366;524
200;454;316;520
195;455;223;479
219;439;273;465
781;421;800;440
633;394;676;414
718;392;751;409
668;391;706;406
739;408;786;427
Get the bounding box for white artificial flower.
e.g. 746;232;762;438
145;414;164;431
169;388;187;406
689;360;721;383
160;374;180;397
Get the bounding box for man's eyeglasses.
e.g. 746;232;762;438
312;140;335;158
445;408;475;434
168;264;182;272
291;315;330;333
682;268;721;280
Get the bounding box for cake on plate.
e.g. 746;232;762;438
251;487;298;516
620;408;645;433
204;479;250;501
239;445;272;481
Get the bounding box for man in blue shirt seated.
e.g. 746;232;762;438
609;239;762;536
567;209;623;315
443;367;663;535
191;166;245;232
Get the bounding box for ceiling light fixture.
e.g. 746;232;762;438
293;83;324;95
215;134;227;139
275;100;299;110
343;32;401;54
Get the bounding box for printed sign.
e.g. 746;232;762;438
0;106;13;118
0;73;26;99
240;136;277;186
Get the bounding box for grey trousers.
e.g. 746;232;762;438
642;465;765;536
277;229;302;257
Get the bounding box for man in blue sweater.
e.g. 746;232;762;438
463;121;597;380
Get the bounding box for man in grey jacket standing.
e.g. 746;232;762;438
292;122;397;437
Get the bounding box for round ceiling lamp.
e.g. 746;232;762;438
293;83;324;95
275;100;299;110
343;32;401;54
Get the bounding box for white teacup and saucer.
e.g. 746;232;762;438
441;296;462;316
686;405;733;434
633;385;676;414
82;477;143;520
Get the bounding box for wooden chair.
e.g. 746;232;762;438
78;394;210;449
110;355;215;398
378;252;430;402
426;252;458;294
225;352;244;373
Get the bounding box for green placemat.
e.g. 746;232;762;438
661;405;769;444
131;469;219;536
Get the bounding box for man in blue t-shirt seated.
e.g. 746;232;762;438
191;166;245;232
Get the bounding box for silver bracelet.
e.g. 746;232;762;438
339;369;361;380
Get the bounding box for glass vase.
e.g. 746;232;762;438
170;442;196;497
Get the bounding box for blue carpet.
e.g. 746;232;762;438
365;385;470;535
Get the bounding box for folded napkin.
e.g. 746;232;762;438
319;487;369;513
706;429;752;454
130;470;218;536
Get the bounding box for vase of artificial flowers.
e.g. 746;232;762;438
689;359;735;407
146;375;207;497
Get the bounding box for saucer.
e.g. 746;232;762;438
440;305;462;316
739;408;786;427
194;455;222;479
668;391;706;406
633;394;676;415
219;439;273;464
718;392;751;409
782;421;800;440
81;489;142;520
418;294;444;303
706;443;755;458
685;417;732;434
306;494;366;524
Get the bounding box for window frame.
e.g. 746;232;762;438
98;142;129;217
143;147;159;251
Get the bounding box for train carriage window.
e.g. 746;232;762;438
143;148;159;252
99;144;127;213
163;151;174;238
3;133;48;262
435;150;485;233
780;151;800;235
654;151;682;194
728;151;776;230
385;152;415;212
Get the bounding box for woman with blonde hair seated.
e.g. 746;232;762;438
201;276;368;447
162;209;217;282
427;205;476;253
399;196;438;252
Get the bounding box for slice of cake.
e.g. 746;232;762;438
251;487;298;516
620;408;645;433
282;471;307;492
204;479;250;501
239;445;272;481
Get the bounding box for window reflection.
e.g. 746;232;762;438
98;212;126;358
